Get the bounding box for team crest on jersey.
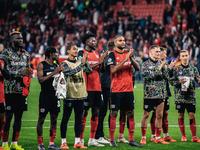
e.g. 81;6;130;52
144;105;148;109
116;57;119;60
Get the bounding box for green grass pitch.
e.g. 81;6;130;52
1;78;200;150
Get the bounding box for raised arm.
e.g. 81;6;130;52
62;61;84;76
37;62;63;84
142;62;163;79
108;51;132;74
130;57;140;71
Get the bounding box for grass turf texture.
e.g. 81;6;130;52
1;78;200;150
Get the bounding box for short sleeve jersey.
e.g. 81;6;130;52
107;50;133;93
78;49;101;91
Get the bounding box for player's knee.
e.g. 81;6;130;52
110;111;118;117
143;111;150;119
189;113;195;120
38;116;45;125
156;113;163;120
92;107;99;117
126;110;134;118
178;113;184;119
5;113;13;121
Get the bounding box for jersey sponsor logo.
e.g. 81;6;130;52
116;61;131;65
50;67;55;70
88;61;99;64
11;61;26;66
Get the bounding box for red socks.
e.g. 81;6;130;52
162;113;168;134
37;136;43;145
150;115;156;135
156;128;162;138
109;116;116;141
3;131;9;142
190;118;196;137
141;127;147;137
128;118;135;142
90;116;98;139
0;118;5;140
12;131;20;142
80;117;87;139
50;130;56;144
178;118;186;136
119;115;126;138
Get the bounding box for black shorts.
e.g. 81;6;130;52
176;103;196;113
144;99;164;112
0;102;5;113
5;94;27;113
164;97;170;110
39;91;60;115
110;92;134;111
84;91;103;110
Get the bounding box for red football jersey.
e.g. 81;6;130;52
82;49;101;91
108;50;133;93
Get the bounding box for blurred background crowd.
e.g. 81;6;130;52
0;0;199;81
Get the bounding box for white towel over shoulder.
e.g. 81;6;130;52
52;72;67;99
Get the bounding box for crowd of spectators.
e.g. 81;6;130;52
0;0;200;77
